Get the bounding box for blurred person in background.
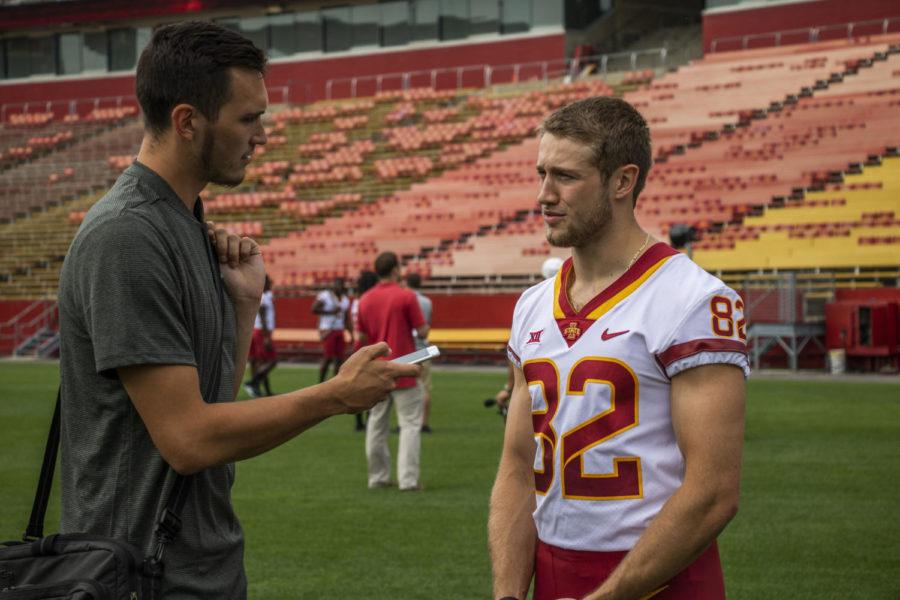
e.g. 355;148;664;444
312;277;352;383
405;272;434;433
349;269;379;431
357;252;429;491
244;274;277;397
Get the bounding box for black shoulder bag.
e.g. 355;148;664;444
0;389;193;599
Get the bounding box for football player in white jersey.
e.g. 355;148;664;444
488;97;749;600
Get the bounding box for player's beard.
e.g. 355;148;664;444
546;189;613;248
199;127;244;188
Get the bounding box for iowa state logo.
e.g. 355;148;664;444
563;321;582;341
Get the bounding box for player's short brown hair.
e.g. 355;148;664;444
540;96;652;205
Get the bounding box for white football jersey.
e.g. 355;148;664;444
254;290;276;331
316;290;350;331
507;243;749;552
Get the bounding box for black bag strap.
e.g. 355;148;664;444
145;472;192;577
23;389;193;544
24;389;61;540
145;224;227;578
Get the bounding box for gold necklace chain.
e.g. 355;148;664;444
568;233;653;311
627;233;652;270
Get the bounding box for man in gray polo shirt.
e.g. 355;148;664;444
57;22;417;599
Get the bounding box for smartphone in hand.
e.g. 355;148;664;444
392;345;440;364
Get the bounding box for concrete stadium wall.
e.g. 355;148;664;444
0;33;565;107
0;300;34;323
273;294;519;329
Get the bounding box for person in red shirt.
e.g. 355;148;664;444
357;252;429;491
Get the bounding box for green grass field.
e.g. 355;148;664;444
1;362;898;599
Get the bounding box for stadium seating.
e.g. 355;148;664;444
432;34;900;280
0;189;104;298
425;212;568;277
2;32;899;299
241;79;615;286
685;40;900;271
0;77;616;297
263;140;542;285
630;35;900;152
692;156;900;271
635;34;900;243
0;110;141;222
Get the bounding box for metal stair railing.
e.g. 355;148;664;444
4;300;59;357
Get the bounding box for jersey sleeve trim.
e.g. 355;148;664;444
507;344;522;368
665;351;751;379
656;338;747;368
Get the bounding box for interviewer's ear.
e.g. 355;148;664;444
172;104;199;141
612;164;640;201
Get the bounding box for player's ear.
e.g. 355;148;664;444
612;164;639;201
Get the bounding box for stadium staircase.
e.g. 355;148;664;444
14;326;59;358
0;299;58;355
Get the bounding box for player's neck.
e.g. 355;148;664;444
568;224;650;311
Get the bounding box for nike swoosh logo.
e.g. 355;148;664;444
601;328;629;341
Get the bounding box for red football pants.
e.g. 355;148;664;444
534;539;725;600
321;329;346;359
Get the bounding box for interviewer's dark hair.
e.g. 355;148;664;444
136;21;267;136
374;252;399;278
540;96;652;205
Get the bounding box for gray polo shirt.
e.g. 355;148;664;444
58;161;245;598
